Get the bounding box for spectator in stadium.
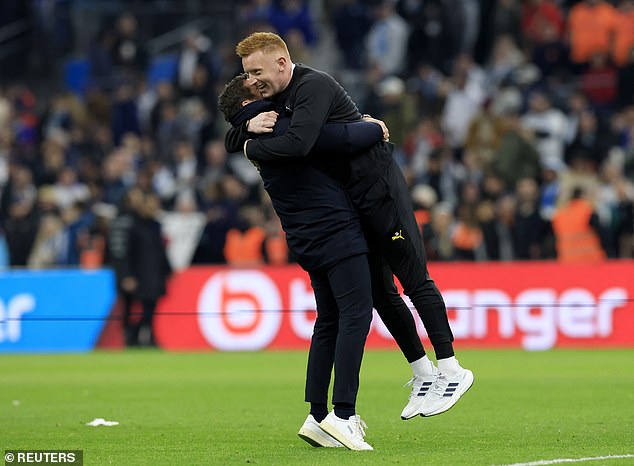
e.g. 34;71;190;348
267;0;318;48
365;0;410;77
612;0;634;67
1;164;39;266
464;98;505;169
331;0;372;70
124;191;171;346
52;166;90;210
491;109;541;188
617;48;634;109
226;32;473;447
111;83;140;147
403;0;457;74
521;0;565;47
452;203;483;261
59;200;95;266
107;187;143;346
495;194;519;260
417;147;461;210
565;109;616;169
530;21;569;79
485;35;525;91
521;90;568;167
190;177;241;265
88;26;116;92
540;158;564;221
514;177;550;260
440;54;486;155
111;12;148;81
567;0;617;67
423;202;457;261
223;204;267;266
174;29;220;99
27;213;64;269
369;76;417;149
491;0;523;51
580;51;618;111
551;186;606;262
595;159;634;257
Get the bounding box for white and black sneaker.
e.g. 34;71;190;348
319;411;373;451
297;414;343;448
420;367;474;417
401;365;440;420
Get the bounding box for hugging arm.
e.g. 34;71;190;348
226;112;384;156
274;116;384;154
244;77;336;161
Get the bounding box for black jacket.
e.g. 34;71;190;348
226;100;382;272
128;216;172;300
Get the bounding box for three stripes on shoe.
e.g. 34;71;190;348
417;381;459;397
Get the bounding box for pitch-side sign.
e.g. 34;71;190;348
154;262;634;351
0;269;115;352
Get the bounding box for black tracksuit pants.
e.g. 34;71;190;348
305;253;373;407
357;159;455;360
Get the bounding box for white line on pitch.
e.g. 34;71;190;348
496;454;634;466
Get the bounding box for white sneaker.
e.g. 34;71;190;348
420;367;474;417
297;415;343;448
400;365;440;420
319;411;373;451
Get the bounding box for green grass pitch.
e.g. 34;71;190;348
1;349;633;465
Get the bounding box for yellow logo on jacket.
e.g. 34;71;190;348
391;230;405;241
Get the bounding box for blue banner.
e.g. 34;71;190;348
0;269;115;352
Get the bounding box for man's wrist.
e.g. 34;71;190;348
245;119;251;132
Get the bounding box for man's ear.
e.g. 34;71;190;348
277;56;287;72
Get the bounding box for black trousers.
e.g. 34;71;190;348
358;159;455;360
305;254;373;407
125;297;158;347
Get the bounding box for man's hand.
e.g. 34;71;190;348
246;111;278;134
121;277;138;292
362;114;390;141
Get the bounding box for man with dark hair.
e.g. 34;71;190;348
220;73;386;450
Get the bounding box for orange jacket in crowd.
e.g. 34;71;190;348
264;234;289;265
568;1;617;64
452;222;483;251
613;6;634;66
224;227;289;266
224;227;266;265
551;198;605;262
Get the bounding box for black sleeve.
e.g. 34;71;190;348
126;223;139;279
314;121;383;154
245;75;337;161
225;122;250;153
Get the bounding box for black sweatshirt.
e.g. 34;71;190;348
227;99;382;272
225;64;393;200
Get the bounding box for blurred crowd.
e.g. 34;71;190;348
0;0;633;271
